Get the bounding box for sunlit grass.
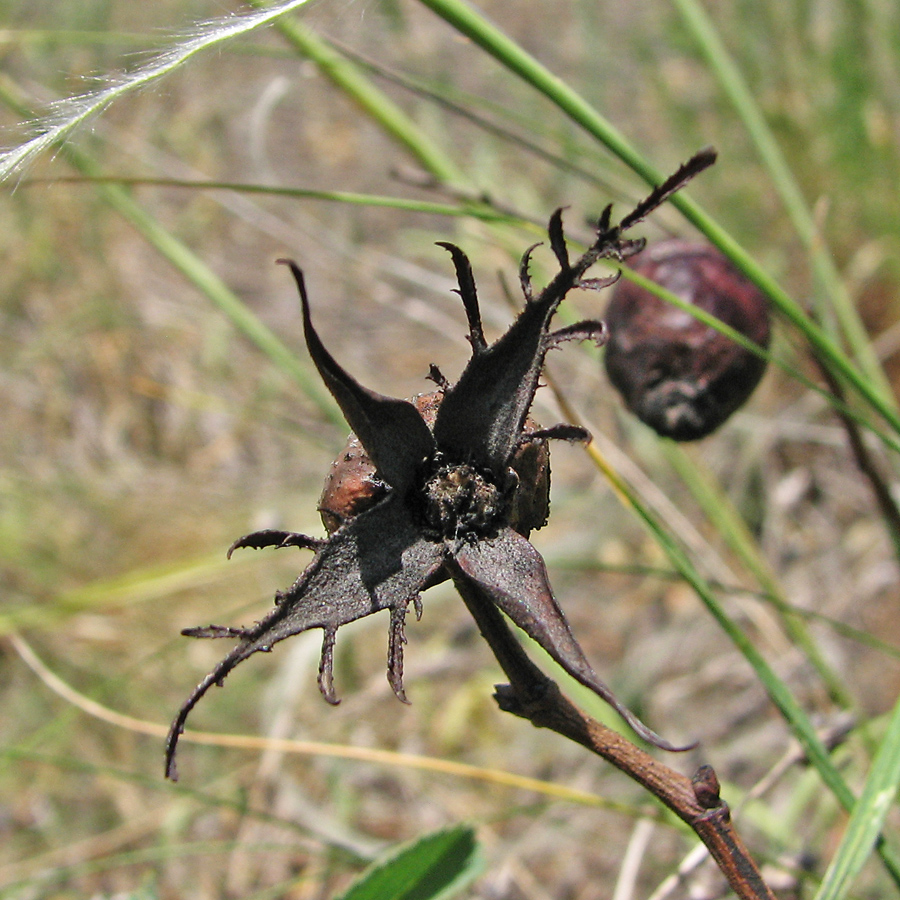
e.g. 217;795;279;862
2;0;900;897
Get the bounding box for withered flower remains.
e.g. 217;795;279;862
165;150;716;780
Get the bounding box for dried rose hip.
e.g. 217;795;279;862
603;240;770;440
165;150;716;779
319;390;552;539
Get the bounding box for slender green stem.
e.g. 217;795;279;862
415;0;659;183
671;0;896;412
0;747;365;854
815;692;900;900
90;178;339;421
584;441;900;887
23;174;518;220
814;359;900;563
326;36;629;198
247;0;467;187
661;441;855;708
414;0;900;443
0;76;341;425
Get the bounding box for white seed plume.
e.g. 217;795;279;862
0;0;315;183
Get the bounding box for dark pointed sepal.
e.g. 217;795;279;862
448;528;692;753
427;364;450;390
519;243;542;302
436;242;487;353
596;204;613;236
576;273;621;293
547;208;570;271
618;148;717;233
278;259;435;494
182;624;251;639
544;320;608;351
318;627;339;704
387;606;410;703
433;232;573;470
610;238;646;262
164;496;446;780
227;529;324;559
520;423;591;444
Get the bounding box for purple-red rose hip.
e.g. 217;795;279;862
604;240;770;440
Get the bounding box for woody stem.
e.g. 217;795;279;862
451;574;777;900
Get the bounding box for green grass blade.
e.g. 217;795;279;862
815;694;900;900
95;191;339;421
0;747;374;857
0;552;228;635
413;0;900;441
549;557;900;661
0;77;340;424
325;39;629;198
671;0;895;411
584;442;900;886
0;839;299;898
661;441;854;708
247;2;467;188
336;824;484;900
415;0;658;185
25;175;518;221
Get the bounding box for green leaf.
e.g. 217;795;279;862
814;696;900;900
336;824;484;900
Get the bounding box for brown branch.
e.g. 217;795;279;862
452;573;778;900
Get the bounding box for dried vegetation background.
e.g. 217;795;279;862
1;0;899;898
